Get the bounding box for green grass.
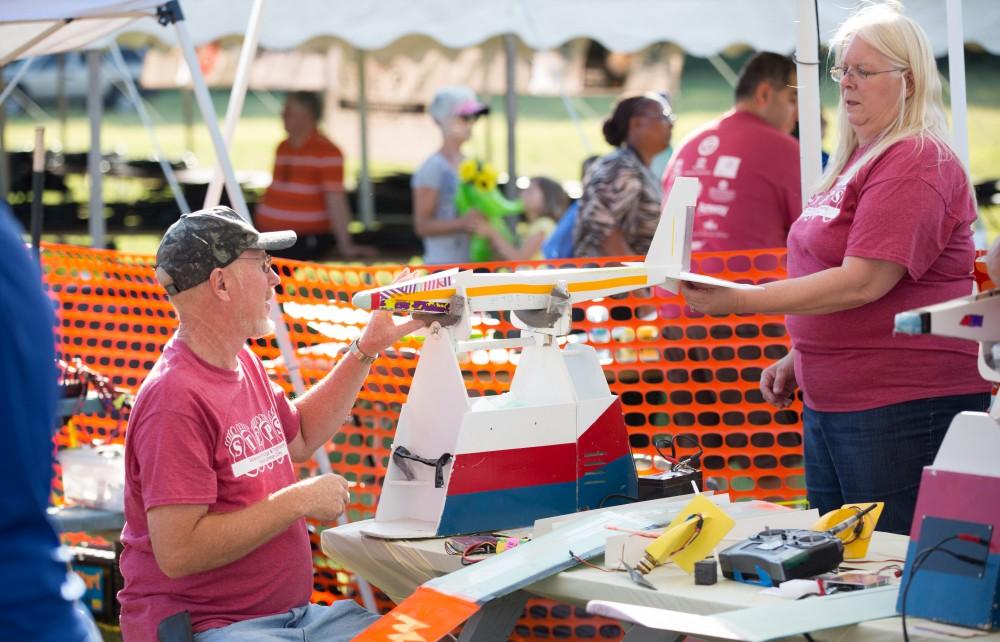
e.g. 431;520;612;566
6;51;1000;249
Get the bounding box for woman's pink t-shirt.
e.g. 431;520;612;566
786;137;989;411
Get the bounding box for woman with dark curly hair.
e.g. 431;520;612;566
573;93;675;258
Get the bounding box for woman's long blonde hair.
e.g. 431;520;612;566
817;1;966;194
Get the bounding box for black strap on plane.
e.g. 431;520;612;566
392;446;452;488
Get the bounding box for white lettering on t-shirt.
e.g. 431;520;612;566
689;157;710;175
708;179;736;203
697;202;730;217
799;204;841;222
713;155;741;179
224;407;290;478
800;176;848;223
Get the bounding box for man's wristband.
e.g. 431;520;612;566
348;338;378;365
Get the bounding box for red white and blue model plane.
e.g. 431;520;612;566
352;177;758;540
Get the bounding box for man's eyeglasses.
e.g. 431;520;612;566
235;253;273;274
830;65;907;83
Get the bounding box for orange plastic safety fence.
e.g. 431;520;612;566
41;242;799;639
511;599;624;641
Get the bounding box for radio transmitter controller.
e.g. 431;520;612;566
719;527;845;587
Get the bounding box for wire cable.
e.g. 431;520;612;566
900;534;988;642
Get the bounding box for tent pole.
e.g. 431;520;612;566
172;19;251;222
946;0;969;169
795;0;822;207
706;54;739;88
57;53;68;149
503;34;517;198
31;127;44;263
110;42;190;215
357;48;374;227
945;0;980;247
204;0;266;209
0;57;34;108
182;89;195;153
87;50;105;249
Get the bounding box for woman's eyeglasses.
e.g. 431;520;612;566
830;65;907;82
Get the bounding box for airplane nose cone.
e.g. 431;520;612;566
352;291;373;310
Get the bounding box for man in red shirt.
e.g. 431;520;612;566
257;92;374;260
662;52;801;251
118;207;422;640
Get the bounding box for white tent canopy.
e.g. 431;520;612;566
105;0;1000;56
0;1;163;66
1;0;990;231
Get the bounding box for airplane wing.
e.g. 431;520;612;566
676;271;760;290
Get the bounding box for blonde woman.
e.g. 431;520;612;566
680;2;989;535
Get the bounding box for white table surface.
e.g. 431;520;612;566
323;516;1000;642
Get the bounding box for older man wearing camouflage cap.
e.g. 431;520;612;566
118;207;423;641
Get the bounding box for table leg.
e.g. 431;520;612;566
622;623;684;642
456;591;529;642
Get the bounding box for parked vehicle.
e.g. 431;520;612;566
2;49;145;109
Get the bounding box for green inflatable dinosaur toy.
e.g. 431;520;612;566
455;159;523;262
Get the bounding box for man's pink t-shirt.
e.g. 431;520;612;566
662;110;801;251
118;339;311;641
786;137;989;411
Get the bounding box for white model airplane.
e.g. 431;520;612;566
352;176;757;329
353;176;759;542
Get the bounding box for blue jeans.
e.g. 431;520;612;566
803;393;989;535
194;601;379;642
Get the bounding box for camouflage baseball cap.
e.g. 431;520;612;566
155;206;296;296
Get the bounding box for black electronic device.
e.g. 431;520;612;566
638;434;704;501
637;466;703;501
718;528;845;587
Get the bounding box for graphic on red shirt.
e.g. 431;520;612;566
662;110;801;251
224;407;290;478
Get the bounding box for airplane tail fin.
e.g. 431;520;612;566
644;176;700;271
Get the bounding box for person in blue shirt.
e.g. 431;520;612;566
542;155;598;259
0;203;99;641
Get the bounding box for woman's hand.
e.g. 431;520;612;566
462;210;487;233
760;350;798;409
679;281;743;315
471;218;496;237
